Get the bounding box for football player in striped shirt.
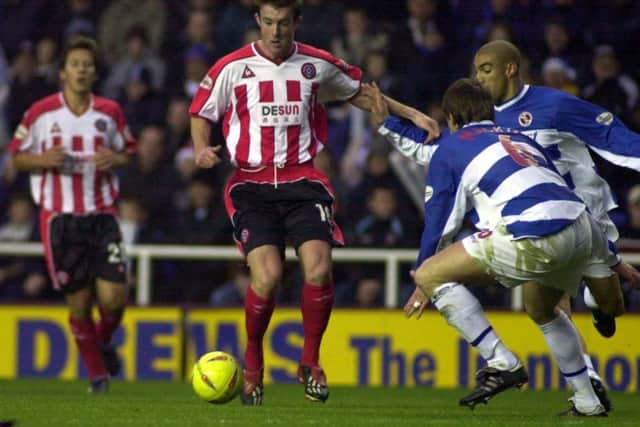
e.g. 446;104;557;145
381;79;614;416
9;37;135;393
189;0;439;405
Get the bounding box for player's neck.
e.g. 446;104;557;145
62;88;92;116
255;40;295;64
501;79;524;104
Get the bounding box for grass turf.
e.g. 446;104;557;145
0;380;638;426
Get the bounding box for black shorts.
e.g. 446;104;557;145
228;180;340;257
40;211;126;293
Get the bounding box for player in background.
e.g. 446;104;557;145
9;37;135;393
189;0;438;405
385;78;614;416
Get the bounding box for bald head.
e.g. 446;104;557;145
477;40;521;69
473;40;523;104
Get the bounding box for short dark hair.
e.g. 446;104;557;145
441;78;494;128
59;36;98;70
255;0;303;19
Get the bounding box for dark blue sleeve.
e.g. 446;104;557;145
415;148;461;267
556;96;640;170
383;115;450;144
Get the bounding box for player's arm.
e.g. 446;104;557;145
189;62;231;169
9;111;66;171
94;102;136;171
190;116;222;168
556;96;640;170
369;83;441;165
350;84;440;142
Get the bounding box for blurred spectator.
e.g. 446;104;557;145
102;26;166;99
35;37;59;86
119;65;166;134
165;97;192;157
351;185;410;248
354;277;384;308
118;125;179;230
0;44;9;148
582;45;638;121
541;57;579;95
47;0;104;43
99;0;167;64
331;6;388;68
619;185;640;239
210;264;250;306
174;173;232;301
182;44;213;99
296;0;344;51
6;42;56;131
0;0;47;59
537;19;587;81
216;0;255;54
363;51;402;99
0;193;51;300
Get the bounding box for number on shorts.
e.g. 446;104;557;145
107;242;124;264
315;203;331;223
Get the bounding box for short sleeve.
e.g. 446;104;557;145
317;55;362;103
189;61;234;123
8;108;38;154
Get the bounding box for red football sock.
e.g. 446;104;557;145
96;306;124;345
244;286;275;372
69;316;108;380
301;281;334;367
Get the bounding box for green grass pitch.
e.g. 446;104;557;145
1;380;638;426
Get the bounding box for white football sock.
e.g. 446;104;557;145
583;354;602;381
432;283;519;371
583;287;599;310
540;310;603;414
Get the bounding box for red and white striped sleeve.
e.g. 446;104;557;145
8;107;38;154
189;61;235;124
297;44;363;103
111;102;136;155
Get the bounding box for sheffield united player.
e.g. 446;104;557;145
189;0;439;405
9;37;135;393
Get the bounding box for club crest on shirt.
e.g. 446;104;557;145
200;75;213;89
518;111;533;127
94;119;107;132
596;111;613;126
301;62;316;79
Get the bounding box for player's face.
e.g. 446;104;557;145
255;5;300;59
473;53;509;104
60;48;96;94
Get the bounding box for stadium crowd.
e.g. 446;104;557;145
1;0;640;308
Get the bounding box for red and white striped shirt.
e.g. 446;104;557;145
8;92;136;214
190;42;362;168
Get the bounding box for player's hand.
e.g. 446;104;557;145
614;261;640;288
195;145;222;169
41;145;66;168
94;146;119;171
368;82;389;127
404;280;429;319
410;111;440;143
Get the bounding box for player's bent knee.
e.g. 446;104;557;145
303;264;332;286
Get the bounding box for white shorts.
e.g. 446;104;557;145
462;212;612;296
583;212;619;279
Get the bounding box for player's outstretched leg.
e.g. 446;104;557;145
241;286;274;406
428;284;529;408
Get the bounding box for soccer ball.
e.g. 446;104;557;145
191;351;243;404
